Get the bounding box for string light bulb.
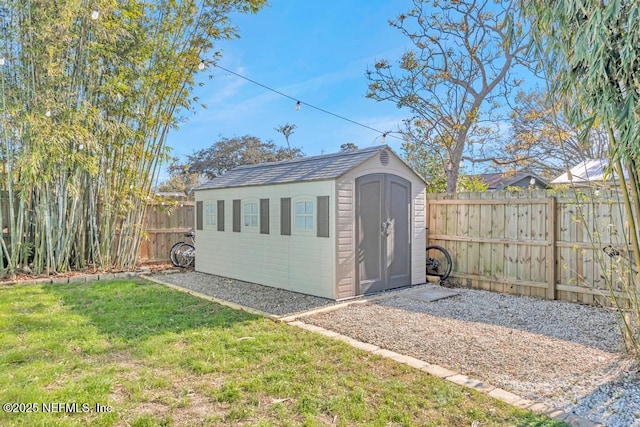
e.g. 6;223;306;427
0;57;5;66
212;64;404;142
91;10;99;20
78;143;84;151
45;110;51;117
381;132;388;143
198;61;205;71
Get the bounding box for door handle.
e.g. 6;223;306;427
381;220;391;236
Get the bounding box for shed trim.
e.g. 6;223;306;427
232;199;241;232
217;200;225;231
260;198;270;234
317;196;330;238
281;198;291;236
196;201;203;231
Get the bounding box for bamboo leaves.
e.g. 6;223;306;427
0;0;266;275
528;0;640;355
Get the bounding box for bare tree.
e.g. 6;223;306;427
367;0;531;193
340;143;359;151
506;90;609;178
275;123;296;149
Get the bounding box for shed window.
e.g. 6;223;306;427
204;202;217;227
243;201;259;228
294;200;314;231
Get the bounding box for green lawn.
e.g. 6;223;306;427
0;279;564;426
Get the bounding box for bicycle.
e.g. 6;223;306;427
602;244;638;275
426;245;452;282
170;231;195;268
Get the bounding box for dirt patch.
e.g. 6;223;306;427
0;263;181;285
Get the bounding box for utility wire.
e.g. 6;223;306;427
213;64;403;141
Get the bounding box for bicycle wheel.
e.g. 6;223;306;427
426;245;452;281
173;243;195;268
169;242;185;267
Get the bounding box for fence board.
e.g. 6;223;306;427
491;194;506;293
504;192;520;294
478;192;493;291
139;202;195;263
518;192;532;296
457;193;469;283
558;197;577;302
427;189;633;306
546;197;557;300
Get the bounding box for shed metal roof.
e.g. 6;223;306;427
551;158;622;185
195;145;396;190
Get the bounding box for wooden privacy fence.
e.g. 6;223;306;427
0;198;194;264
427;189;633;305
139;202;195;263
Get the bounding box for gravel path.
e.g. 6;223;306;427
153;271;338;316
153;271;640;426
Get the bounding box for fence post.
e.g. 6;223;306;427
546;196;557;300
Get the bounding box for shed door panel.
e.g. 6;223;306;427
387;175;411;288
357;175;384;293
356;173;411;294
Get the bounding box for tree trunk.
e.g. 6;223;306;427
445;130;468;193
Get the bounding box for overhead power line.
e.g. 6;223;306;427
213;64;403;142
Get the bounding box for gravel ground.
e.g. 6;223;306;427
153;271;338;316
153;271;640;426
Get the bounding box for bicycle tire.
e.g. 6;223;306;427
426;245;452;281
173;243;195;268
170;242;185;267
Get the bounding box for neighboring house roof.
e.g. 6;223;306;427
195;145;421;190
470;171;548;191
551;158;618;186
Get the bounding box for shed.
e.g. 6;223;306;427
193;145;427;300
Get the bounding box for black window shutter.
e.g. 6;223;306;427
233;199;241;232
317;196;329;237
196;201;203;230
280;198;291;236
217;200;225;231
260;199;269;234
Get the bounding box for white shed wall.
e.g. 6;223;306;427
195;180;337;299
335;152;427;299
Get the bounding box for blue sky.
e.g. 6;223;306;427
165;1;414;170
